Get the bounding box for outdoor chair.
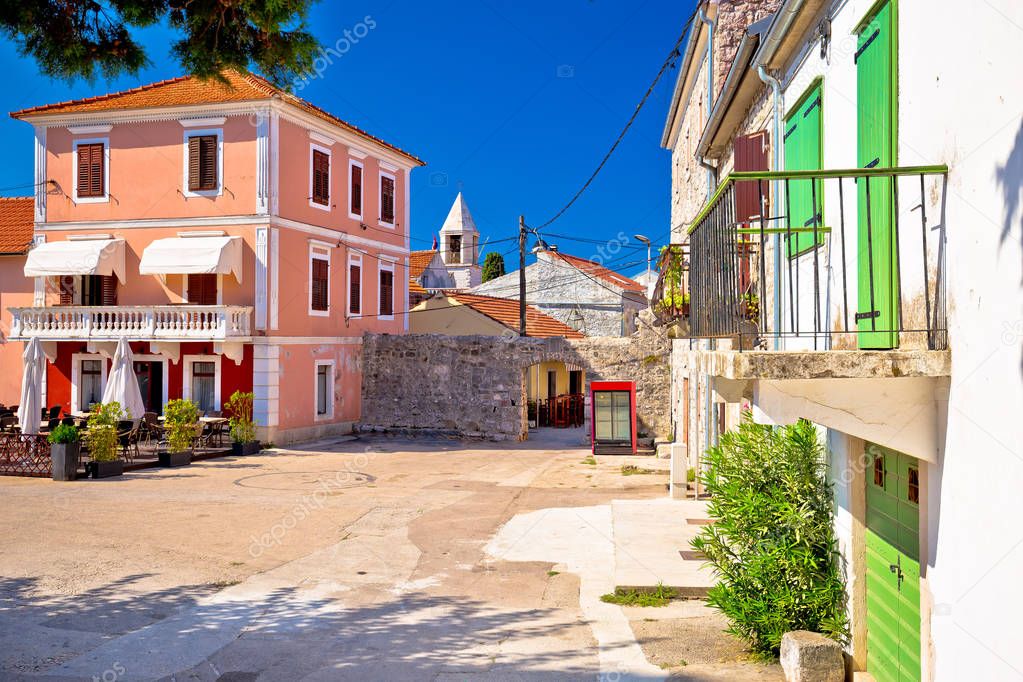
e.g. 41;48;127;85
43;418;58;432
0;415;16;432
47;406;61;420
191;422;208;454
117;424;141;463
60;417;75;427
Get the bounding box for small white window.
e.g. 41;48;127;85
347;253;363;317
182;355;221;413
182;129;223;198
378;259;395;320
71;353;108;413
349;159;364;219
379;170;396;227
309;243;331;316
309;143;332;210
72;138;110;204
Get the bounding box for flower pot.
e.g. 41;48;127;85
159;451;191;467
89;460;124;479
231;441;261;456
51;442;80;481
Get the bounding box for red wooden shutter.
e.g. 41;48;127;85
311;258;329;310
350;165;362;215
187;274;217;305
101;275;117;305
379;269;393;316
188;137;201;191
733;131;770;226
349;264;361;314
77;143;104;198
59;275;75;305
381;176;395;223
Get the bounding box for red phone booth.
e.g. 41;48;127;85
590;380;637;455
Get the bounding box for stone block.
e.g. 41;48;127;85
780;631;844;682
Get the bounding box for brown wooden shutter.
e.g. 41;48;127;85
187;274;217;305
379;269;393;316
349;264;361;314
312;151;329;205
101;275;117;305
311;258;329;311
381;176;395;223
188;137;201;191
59;275;75;305
77;143;104;198
351;165;362;215
733;131;770;226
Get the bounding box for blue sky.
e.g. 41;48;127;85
0;0;694;276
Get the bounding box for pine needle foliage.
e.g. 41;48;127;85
691;417;849;657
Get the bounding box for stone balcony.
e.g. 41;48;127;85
8;305;254;342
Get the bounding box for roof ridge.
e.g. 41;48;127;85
11;74;199;118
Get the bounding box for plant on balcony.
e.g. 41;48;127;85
224;390;260;456
692;417;848;658
86;402;124;479
48;423;80;481
741;292;759;323
162;398;199;467
655;245;688;318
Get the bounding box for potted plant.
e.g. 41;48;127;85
162;398;199;467
48;423;80;481
86;402;124;479
225;390;260;456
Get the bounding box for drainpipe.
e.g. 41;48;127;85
698;2;717;453
758;64;784;351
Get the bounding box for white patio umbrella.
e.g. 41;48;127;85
101;338;146;420
16;337;44;435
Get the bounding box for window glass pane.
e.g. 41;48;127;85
81;359;103;411
316;365;329;415
191;361;216;412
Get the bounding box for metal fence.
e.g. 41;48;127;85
0;433;51;477
668;165;948;351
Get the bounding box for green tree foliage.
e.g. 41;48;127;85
692;417;848;657
481;252;506;283
164;398;200;453
0;0;320;85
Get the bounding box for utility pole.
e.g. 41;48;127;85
519;216;527;336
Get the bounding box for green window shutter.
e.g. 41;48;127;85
783;83;824;257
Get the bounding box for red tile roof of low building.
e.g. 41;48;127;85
409;250;439;280
445;291;585;339
11;70;423;165
549;251;645;293
0;197;35;254
409;279;428;296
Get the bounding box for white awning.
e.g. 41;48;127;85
24;238;126;282
139;236;243;282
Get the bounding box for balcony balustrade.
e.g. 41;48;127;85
8;305;253;342
656;165;949;351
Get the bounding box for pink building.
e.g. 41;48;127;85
5;70;423;444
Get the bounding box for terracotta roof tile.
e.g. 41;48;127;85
0;197;35;254
11;70;423;166
408;279;428;296
409;250;439;280
549;251;645;293
445;291;584;339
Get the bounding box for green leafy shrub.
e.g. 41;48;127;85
692;417;848;657
224;390;256;444
86;402;123;462
47;423;80;445
164;398;200;453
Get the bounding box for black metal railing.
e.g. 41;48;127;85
658;165;949;351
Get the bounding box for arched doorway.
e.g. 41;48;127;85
524;360;586;445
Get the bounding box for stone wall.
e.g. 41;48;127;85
360;319;671;441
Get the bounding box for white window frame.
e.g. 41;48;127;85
347;252;363;318
378;169;396;228
308;242;332;317
348;158;364;220
182;274;224;305
377;257;396;321
181;128;224;198
313;359;335;421
71;137;110;204
182;354;222;412
71;353;107;414
308;142;332;211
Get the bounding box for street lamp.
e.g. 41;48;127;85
633;234;652;281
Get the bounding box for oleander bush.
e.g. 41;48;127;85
692;417;848;657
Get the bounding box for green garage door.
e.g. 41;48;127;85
865;443;921;682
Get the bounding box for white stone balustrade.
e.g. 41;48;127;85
8;305;253;341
